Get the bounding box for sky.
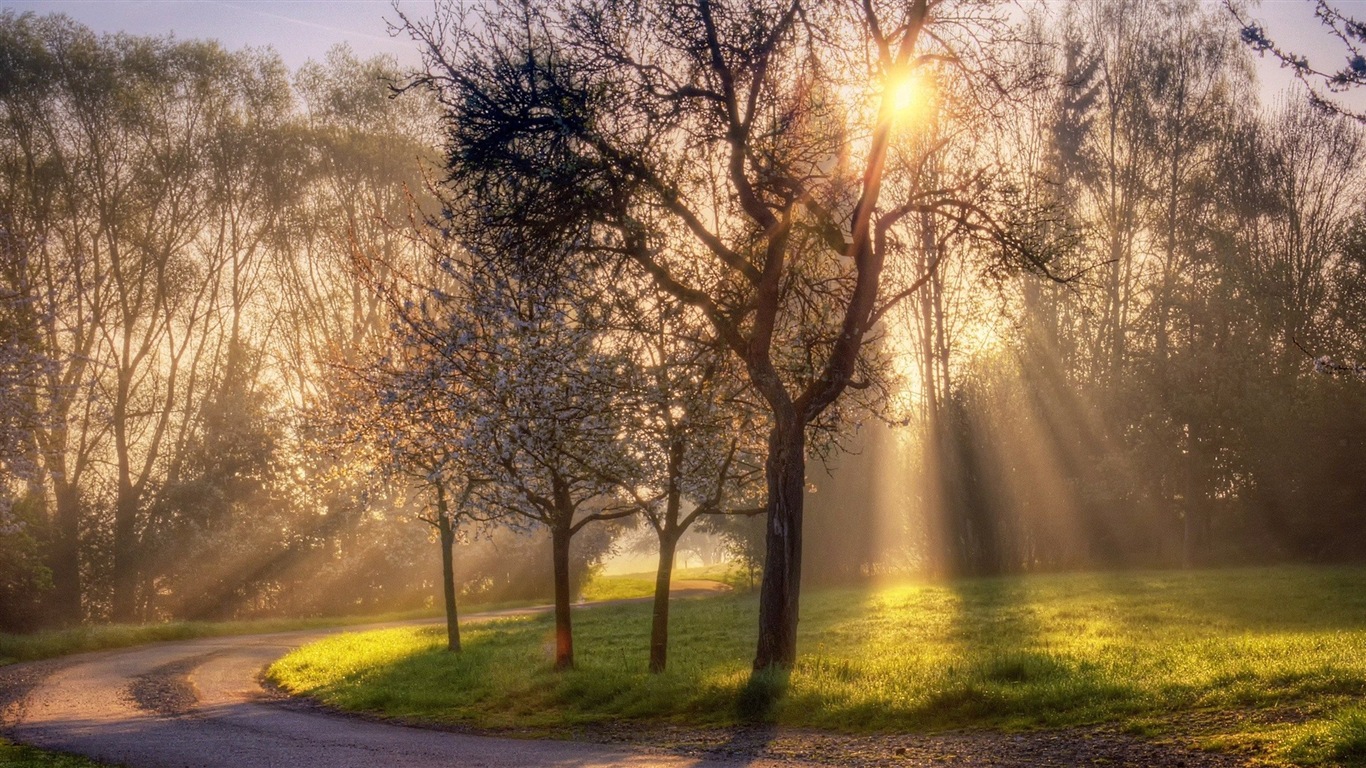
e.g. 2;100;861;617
0;1;422;71
0;0;1363;107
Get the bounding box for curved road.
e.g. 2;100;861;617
2;595;819;768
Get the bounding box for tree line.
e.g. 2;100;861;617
3;0;1364;678
0;13;453;629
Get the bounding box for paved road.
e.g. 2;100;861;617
2;596;823;767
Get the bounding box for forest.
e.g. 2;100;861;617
1;0;1364;657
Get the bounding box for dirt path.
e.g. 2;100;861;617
0;604;1250;768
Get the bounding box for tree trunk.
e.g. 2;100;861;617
436;485;460;652
649;530;679;673
551;525;574;670
753;416;805;670
111;485;139;623
49;479;82;624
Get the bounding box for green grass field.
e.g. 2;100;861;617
579;563;749;601
268;566;1366;766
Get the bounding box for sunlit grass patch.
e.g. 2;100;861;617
0;607;450;666
1284;706;1366;766
268;565;1366;765
579;563;746;602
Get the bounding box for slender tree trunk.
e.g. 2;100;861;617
753;415;806;670
49;479;82;624
649;530;679;673
111;484;139;623
436;484;460;652
551;525;574;670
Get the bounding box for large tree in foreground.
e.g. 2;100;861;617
402;0;1049;669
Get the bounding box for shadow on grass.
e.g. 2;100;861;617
931;577;1119;727
736;666;789;723
1090;565;1366;634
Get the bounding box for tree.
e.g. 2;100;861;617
1228;0;1366;119
0;213;52;631
402;256;638;670
402;0;1049;670
0;12;111;622
607;280;765;672
361;325;491;653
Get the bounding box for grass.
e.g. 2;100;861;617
0;566;734;667
268;565;1366;766
0;739;110;768
0;608;441;667
0;592;561;667
579;563;747;602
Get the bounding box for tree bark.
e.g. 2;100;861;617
49;479;82;624
551;525;574;670
649;530;679;673
111;483;139;623
753;415;806;670
436;484;461;652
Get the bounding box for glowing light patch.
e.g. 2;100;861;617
883;69;935;126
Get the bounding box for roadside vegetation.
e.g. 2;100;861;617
0;600;591;668
0;568;742;667
269;566;1366;766
0;609;427;667
0;739;108;768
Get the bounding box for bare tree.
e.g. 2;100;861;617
400;0;1050;669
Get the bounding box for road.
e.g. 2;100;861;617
0;601;815;768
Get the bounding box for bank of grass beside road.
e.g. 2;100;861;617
268;566;1366;766
0;596;542;667
0;739;110;768
0;608;445;667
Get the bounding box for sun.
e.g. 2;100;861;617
883;68;935;126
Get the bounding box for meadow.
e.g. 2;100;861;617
268;566;1366;766
0;608;448;667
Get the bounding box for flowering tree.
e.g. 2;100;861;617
354;346;489;653
1228;0;1366;119
399;257;638;670
1314;356;1366;379
607;279;766;672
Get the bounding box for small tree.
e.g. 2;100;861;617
365;359;488;653
404;257;638;670
607;281;765;672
